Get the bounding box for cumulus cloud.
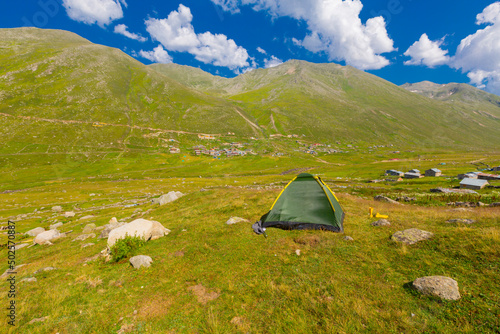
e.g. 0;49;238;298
62;0;126;27
137;45;173;64
210;0;395;70
145;4;249;70
114;24;147;42
451;2;500;94
264;55;283;68
403;34;450;68
256;47;267;54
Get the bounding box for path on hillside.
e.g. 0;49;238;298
233;108;262;137
0;112;220;136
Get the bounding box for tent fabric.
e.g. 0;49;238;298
256;173;344;233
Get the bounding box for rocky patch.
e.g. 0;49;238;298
391;228;433;245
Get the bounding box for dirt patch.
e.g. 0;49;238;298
294;235;321;247
280;167;313;175
187;284;220;304
138;295;172;319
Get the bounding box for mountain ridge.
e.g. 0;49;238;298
1;27;499;154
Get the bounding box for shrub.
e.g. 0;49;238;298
109;235;146;263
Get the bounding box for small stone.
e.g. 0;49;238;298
226;216;249;225
295;249;301;256
374;195;400;205
52;206;63;212
26;227;46;237
64;211;76;218
391;228;433;245
34;267;57;274
343;236;354;241
15;243;29;250
79;215;95;221
129;255;153;269
73;233;96;242
50;222;63;230
371;219;391;226
34;229;61;245
445;219;475;224
82;223;97;234
109;217;118;224
412;276;461;300
81;243;95;248
21;277;37;283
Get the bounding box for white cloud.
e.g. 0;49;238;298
264;55;283;68
451;2;500;94
62;0;126;27
210;0;395;70
145;4;249;70
137;45;172;64
114;24;147;42
403;34;450;68
256;47;267;54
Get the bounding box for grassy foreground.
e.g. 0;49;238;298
1;152;499;334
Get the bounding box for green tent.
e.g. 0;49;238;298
253;173;345;233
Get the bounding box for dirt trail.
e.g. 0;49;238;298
0;112;220;136
233;108;261;136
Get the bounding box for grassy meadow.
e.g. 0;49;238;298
1;147;499;334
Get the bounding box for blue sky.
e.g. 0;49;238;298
2;0;500;95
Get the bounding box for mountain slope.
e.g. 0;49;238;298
153;60;500;148
0;28;261;154
1;28;499;156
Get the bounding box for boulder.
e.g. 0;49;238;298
34;229;61;245
21;277;37;283
99;222;126;239
226;217;249;225
64;211;76;218
371;219;391;226
445;219;475;224
374;195;400;205
109;217;118;224
73;233;96;242
412;276;461;300
33;267;57;274
129;255;153;269
391;228;433;245
15;243;29;250
26;227;45;237
107;219;170;247
152;191;184;205
51;206;63;212
50;222;63;230
82;223;96;234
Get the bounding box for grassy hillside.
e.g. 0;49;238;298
152;61;500;149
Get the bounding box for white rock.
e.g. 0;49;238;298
26;227;45;237
152;191;184;205
34;229;61;245
107;219;170;247
73;233;96;242
50;222;63;230
51;206;63;212
109;217;118;224
21;277;37;283
15;243;29;250
82;223;96;234
64;211;76;218
413;276;461;300
129;255;153;269
226;217;249;225
79;215;95;221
